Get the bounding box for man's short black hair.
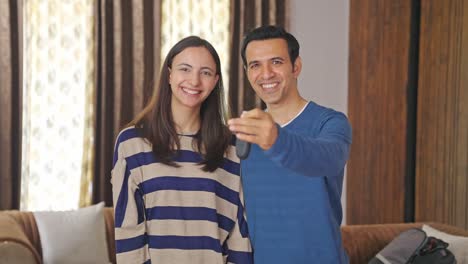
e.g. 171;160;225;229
241;25;300;67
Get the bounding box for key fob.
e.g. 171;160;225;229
236;139;251;160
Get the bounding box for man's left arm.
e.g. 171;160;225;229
266;112;351;177
228;109;352;177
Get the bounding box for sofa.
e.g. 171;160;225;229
1;207;467;264
0;207;116;264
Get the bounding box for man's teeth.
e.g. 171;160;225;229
182;88;201;95
262;83;277;89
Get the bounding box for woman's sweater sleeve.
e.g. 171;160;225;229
111;134;150;264
225;183;253;264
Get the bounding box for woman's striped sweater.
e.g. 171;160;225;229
111;126;253;264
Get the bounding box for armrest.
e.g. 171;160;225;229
103;207;116;263
0;240;39;264
0;214;41;264
341;223;421;264
341;222;468;264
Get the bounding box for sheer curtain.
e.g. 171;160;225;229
20;0;164;210
21;0;95;211
2;0;290;211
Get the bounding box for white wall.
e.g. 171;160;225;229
289;0;349;224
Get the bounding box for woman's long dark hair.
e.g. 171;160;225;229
130;36;231;172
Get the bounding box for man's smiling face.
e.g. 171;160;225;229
245;38;301;107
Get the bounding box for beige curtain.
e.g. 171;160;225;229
81;0;163;207
0;0;23;210
228;0;290;116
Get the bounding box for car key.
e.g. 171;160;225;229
236;138;251;160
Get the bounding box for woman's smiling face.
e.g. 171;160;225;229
169;46;219;111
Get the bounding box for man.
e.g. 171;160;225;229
228;25;352;263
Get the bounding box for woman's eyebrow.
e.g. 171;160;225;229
176;63;215;72
200;66;215;72
175;63;193;68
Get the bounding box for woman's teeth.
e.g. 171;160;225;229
182;87;201;95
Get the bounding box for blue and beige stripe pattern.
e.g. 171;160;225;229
111;126;253;264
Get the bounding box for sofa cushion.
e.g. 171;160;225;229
34;202;110;264
423;224;468;264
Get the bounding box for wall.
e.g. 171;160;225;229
289;0;350;223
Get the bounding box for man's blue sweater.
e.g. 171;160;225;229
241;101;352;264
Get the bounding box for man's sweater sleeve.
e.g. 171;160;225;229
264;111;352;178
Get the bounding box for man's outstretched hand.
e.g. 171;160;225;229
228;109;278;151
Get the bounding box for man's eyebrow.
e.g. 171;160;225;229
247;60;259;67
270;57;285;61
248;57;285;67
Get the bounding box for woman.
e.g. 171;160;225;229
111;36;253;264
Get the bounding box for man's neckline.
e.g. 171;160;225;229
266;101;310;127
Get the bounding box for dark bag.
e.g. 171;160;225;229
368;228;457;264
